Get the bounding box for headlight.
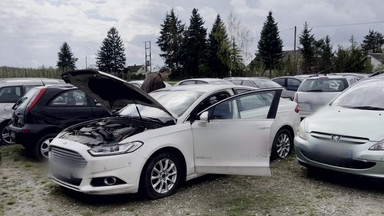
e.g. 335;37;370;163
369;140;384;150
298;119;308;140
88;141;143;156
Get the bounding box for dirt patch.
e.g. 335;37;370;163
1;144;384;216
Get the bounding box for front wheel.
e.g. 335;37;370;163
271;128;293;160
141;152;182;199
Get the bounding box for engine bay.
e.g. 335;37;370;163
60;116;167;146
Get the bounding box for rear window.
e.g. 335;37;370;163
12;88;40;110
298;78;348;92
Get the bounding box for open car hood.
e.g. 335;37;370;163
61;70;177;119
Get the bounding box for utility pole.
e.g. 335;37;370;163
294;26;298;75
85;57;87;69
144;41;151;75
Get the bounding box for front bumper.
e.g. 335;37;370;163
294;135;384;179
48;138;147;195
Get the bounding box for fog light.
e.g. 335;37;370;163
104;177;117;186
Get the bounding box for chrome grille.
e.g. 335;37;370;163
310;131;369;144
50;146;87;168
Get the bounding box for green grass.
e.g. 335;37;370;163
0;204;4;216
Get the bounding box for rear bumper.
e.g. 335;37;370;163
8;124;43;147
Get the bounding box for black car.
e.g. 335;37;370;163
8;84;110;160
272;76;305;100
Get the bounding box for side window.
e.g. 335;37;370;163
287;79;301;91
273;78;285;87
189;91;231;120
49;90;88;107
195;81;208;84
237;92;275;119
211;100;234;120
0;86;22;102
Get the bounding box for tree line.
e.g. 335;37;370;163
7;9;383;80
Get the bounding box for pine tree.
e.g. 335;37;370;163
315;35;333;73
96;27;126;76
157;9;184;78
299;22;316;73
333;36;370;72
256;11;283;76
57;42;77;73
179;8;207;78
206;15;230;78
362;30;384;54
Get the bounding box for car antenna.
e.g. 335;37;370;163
133;98;146;129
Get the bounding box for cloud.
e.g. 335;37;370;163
1;0;384;68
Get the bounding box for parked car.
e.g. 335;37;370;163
174;78;234;86
0;78;64;145
48;69;300;199
8;84;110;159
272;76;306;100
295;75;384;178
294;75;358;118
224;77;293;100
129;80;172;88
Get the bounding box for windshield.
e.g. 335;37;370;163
118;89;204;121
298;78;348;92
331;79;384;110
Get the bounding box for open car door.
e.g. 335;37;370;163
191;89;282;176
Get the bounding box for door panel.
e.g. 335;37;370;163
192;89;281;176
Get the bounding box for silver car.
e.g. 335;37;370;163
294;75;359;118
295;75;384;178
0;78;64;145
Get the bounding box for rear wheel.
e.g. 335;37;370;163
33;133;56;160
141;152;182;199
0;120;12;145
271;128;293;160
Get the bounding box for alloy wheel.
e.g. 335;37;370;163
276;133;291;158
150;158;178;194
40;137;53;159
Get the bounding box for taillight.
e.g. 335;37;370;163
294;92;299;113
27;88;47;111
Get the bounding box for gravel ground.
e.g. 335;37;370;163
1;144;384;216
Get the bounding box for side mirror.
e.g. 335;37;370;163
199;111;209;121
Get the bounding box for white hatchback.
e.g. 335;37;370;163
48;70;300;199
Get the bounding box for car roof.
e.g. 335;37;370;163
0;78;64;87
224;77;270;80
154;84;254;93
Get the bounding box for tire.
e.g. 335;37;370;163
0;120;12;145
32;133;56;160
141;152;182;199
271;128;293;160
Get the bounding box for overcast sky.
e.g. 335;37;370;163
1;0;384;70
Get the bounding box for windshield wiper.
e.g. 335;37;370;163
349;106;384;110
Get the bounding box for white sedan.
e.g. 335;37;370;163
49;70;299;199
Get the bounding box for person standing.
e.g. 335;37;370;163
141;66;171;93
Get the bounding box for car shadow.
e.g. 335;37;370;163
304;166;384;193
56;174;225;205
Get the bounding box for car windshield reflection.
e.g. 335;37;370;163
118;90;204;120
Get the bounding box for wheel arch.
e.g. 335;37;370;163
139;146;187;191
